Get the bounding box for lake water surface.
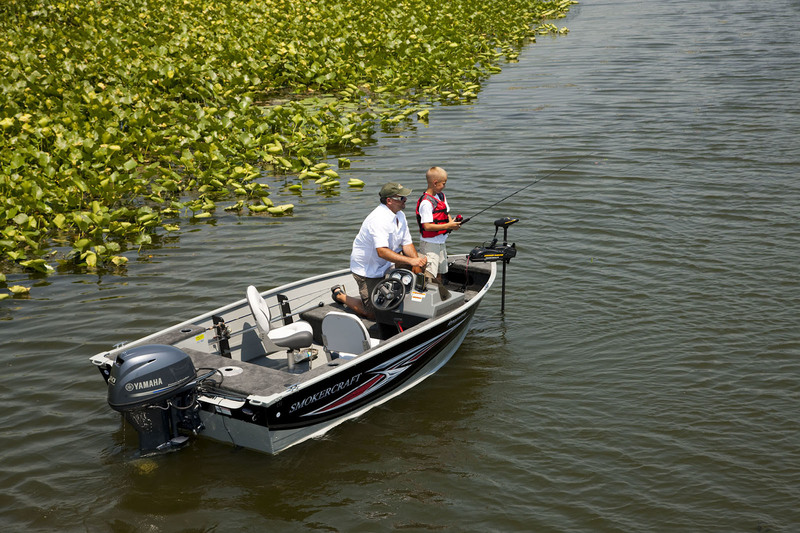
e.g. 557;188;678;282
2;0;799;531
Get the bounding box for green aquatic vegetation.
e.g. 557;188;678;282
0;0;573;293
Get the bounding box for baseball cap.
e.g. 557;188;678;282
379;182;412;198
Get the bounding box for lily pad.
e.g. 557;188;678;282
267;204;295;215
8;285;31;295
0;0;573;291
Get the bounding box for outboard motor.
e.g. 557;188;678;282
107;344;205;455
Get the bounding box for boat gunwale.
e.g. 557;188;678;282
90;258;496;409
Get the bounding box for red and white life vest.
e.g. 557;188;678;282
415;192;449;238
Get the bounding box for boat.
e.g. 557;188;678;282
90;217;518;456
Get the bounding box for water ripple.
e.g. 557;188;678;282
3;0;800;530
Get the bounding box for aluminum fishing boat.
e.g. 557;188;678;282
90;218;518;455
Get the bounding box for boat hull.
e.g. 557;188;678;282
199;303;479;454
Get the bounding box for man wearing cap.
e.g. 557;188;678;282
332;182;427;319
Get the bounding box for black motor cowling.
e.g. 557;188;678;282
107;344;204;455
468;217;518;263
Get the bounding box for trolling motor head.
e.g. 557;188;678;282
493;217;518;245
494;216;519;228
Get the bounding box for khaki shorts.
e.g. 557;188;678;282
353;272;383;315
419;240;448;277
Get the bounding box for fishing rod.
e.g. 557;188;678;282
457;153;595;224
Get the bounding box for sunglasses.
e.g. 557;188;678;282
390;196;407;202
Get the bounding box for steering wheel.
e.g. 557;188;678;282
370;278;406;311
385;268;415;292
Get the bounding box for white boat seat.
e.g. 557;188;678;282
321;311;380;360
246;285;313;352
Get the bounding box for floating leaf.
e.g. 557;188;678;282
9;285;31;294
74;238;92;252
267;204;294;215
19;259;55;273
84;251;98;268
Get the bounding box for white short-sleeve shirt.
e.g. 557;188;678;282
350;204;413;278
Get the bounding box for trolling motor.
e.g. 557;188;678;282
468;217;518;263
468;217;519;312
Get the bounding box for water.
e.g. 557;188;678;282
2;0;799;530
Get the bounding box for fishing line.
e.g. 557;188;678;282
460;153;595;223
290;287;331;311
217;287;328;326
